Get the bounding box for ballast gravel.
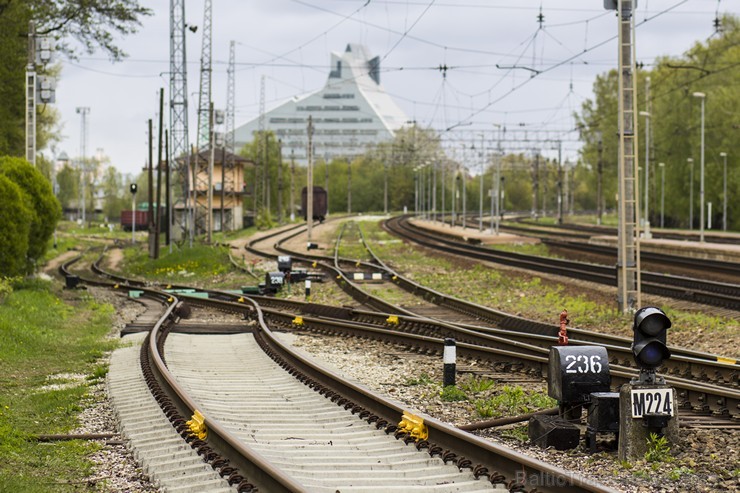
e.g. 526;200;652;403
78;285;738;492
286;331;740;493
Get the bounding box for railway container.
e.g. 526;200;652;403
120;210;149;231
301;186;327;222
120;205;166;231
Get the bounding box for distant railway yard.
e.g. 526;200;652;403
2;215;739;492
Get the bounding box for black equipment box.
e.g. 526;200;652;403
548;346;611;403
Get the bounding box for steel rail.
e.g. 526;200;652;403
79;246;617;492
241;223;740;420
387;215;740;310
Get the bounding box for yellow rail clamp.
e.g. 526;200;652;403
312;261;317;268
293;316;304;326
398;411;428;441
717;356;737;365
356;261;361;267
113;283;119;289
337;275;342;279
386;315;399;325
186;410;207;439
392;275;398;281
238;297;245;303
167;296;174;303
166;284;172;289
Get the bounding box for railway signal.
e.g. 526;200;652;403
129;183;138;243
631;306;671;377
619;306;678;460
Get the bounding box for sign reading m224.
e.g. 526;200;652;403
630;388;675;418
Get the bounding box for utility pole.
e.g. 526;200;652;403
611;0;641;313
224;40;237;232
155;90;164;259
278;139;284;224
25;22;37;166
307;116;314;241
207;103;214;243
148;119;155;258
597;132;604;225
532;151;539;219
76;107;90;223
290;149;295;221
325;153;330;216
347;158;352;214
557;141;563;224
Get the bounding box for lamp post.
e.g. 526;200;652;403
687;157;694;230
719;152;727;231
659;162;665;229
639;110;650;231
692;92;706;242
596;131;603;225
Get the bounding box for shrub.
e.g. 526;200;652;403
0;174;31;276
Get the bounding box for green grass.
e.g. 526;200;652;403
473;385;556;419
440;385;468;402
121;242;232;283
0;278;118;491
405;373;435;386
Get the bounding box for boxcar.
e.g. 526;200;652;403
301;186;327;222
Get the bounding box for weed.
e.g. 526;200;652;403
87;365;109;381
440;385;468;402
667;467;694;481
501;425;529;442
472;386;556;419
406;373;434;386
460;376;495;393
644;432;673;463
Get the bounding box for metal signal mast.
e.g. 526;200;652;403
223;40;237;231
169;0;191;243
614;0;641;312
194;0;213;235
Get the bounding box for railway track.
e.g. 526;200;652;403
60;251;618;492
385;215;740;313
237;220;740;423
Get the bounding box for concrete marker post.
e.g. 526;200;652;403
443;338;456;387
305;279;311;299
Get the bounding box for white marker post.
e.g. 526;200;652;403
443;338;456;387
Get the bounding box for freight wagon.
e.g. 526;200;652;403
301;186;327;222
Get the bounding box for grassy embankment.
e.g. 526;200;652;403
0;278;117;492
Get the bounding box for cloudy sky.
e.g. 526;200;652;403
51;0;736;176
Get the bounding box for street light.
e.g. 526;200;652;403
659;162;665;229
687;157;694;230
692;92;706;242
639;110;651;231
719;152;727;231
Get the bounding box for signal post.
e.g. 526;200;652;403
619;307;678;460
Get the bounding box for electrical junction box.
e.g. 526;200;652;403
587;391;620;432
264;272;285;292
548;346;611;403
277;256;292;273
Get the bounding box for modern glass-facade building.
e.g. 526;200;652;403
234;44;409;162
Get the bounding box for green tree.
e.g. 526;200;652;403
0;174;32;276
55;162;78;213
0;1;151;158
576;15;739;230
0;156;61;266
